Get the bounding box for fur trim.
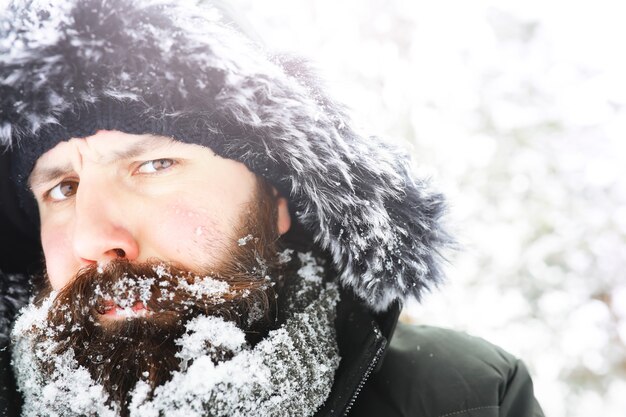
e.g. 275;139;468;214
0;0;451;313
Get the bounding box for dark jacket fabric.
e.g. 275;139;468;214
346;324;544;417
0;343;20;417
317;290;545;417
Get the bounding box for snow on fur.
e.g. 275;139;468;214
0;0;451;313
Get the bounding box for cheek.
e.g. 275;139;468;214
152;204;233;268
41;225;74;291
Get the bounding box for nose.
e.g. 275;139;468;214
71;177;140;266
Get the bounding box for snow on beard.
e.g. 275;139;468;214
25;179;287;415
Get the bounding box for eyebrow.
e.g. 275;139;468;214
28;164;74;191
28;136;174;190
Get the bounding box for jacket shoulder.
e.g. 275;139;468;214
348;324;544;417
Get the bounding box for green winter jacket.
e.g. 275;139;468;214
350;324;544;417
316;291;545;417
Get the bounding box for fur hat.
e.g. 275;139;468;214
0;0;451;312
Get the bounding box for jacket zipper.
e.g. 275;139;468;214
341;339;387;416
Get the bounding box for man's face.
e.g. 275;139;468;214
21;130;293;411
29;130;291;293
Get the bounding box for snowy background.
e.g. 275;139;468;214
227;0;626;416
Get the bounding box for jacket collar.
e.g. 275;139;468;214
315;289;401;417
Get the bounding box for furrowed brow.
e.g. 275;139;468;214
106;137;169;163
28;163;74;191
28;136;176;190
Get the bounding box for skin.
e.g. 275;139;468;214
29;130;291;292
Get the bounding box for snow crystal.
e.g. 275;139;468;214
278;248;295;264
153;264;171;279
176;315;246;371
296;252;324;283
106;276;155;308
246;300;265;327
237;234;254;246
176;276;230;299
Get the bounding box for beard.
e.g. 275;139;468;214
23;179;291;416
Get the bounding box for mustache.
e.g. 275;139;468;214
43;259;273;326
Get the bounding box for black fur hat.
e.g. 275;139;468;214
0;0;451;313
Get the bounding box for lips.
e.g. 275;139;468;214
100;301;151;319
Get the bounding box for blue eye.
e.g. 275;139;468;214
48;180;79;201
136;159;175;174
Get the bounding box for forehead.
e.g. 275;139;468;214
35;131;176;167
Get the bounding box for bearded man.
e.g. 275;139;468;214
0;1;544;416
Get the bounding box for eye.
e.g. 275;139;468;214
136;159;175;174
48;180;79;201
